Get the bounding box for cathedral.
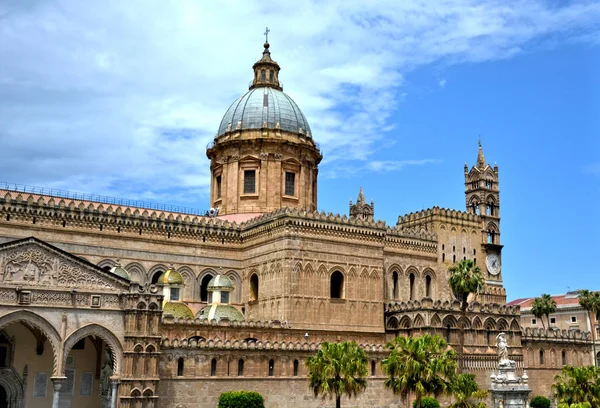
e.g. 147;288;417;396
0;40;592;408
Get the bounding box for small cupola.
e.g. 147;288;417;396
196;269;244;322
157;264;185;303
249;28;282;91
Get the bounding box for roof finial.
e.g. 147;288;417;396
264;27;270;44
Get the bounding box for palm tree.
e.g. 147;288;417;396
448;259;484;369
578;290;600;366
532;294;557;329
306;341;368;408
531;297;547;329
448;373;488;408
382;334;457;408
552;365;600;407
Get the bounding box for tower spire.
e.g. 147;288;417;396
477;139;486;169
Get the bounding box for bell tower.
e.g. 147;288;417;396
464;141;505;302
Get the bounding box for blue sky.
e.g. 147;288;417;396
0;0;599;300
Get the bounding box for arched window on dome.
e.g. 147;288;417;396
261;69;266;82
269;70;274;83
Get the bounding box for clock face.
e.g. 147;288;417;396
486;254;501;275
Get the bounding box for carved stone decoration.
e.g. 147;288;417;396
0;243;126;292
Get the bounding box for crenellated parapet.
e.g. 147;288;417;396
521;327;591;343
0;189;242;243
397;206;481;226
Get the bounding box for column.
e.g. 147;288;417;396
50;377;66;408
110;377;119;408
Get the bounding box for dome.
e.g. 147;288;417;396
207;274;234;289
196;304;244;323
217;87;312;137
163;302;194;319
109;265;130;280
157;267;184;285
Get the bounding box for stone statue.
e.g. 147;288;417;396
496;332;510;364
99;347;113;408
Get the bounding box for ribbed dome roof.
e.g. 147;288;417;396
157;267;184;285
217;87;312;137
208;274;234;289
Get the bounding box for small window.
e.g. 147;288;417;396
562;350;567;366
268;359;274;376
571;316;577;323
531;318;537;325
269;70;274;82
425;275;432;298
177;357;184;376
244;170;256;194
238;359;244;376
550;317;556;325
211;358;217;376
250;274;259;301
409;273;415;300
221;292;229;304
371;360;376;376
170;288;180;301
330;271;344;299
285;172;295;196
392;271;398;299
293;359;299;376
261;69;266;82
539;349;545;365
216;176;222;199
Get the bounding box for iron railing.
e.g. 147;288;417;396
0;182;207;215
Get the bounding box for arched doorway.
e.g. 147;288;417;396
63;324;124;408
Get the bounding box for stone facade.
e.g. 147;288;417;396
0;40;593;408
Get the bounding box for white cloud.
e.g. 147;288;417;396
439;79;447;88
0;0;599;206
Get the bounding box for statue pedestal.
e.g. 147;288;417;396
489;361;531;408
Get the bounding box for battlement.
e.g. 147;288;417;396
397;206;480;225
385;298;519;316
521;327;591;342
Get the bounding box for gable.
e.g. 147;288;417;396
0;237;129;292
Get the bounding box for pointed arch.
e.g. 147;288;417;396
124;262;147;284
148;264;168;284
97;259;117;271
483;317;496;330
458;316;471;329
510;319;520;331
304;263;315;276
497;318;509;331
431;314;441;327
442;315;458;328
0;310;61;375
472;316;483;329
63;324;124;376
399;316;412;329
387;316;400;330
178;266;196;301
413;314;425;328
225;270;242;303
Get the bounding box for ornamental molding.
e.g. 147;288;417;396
0;238;129;292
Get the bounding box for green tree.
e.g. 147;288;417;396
531;294;557;329
306;341;368;408
578;290;600;366
447;373;488;408
218;391;265;408
552;365;600;407
448;259;484;369
382;334;457;408
530;395;551;408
